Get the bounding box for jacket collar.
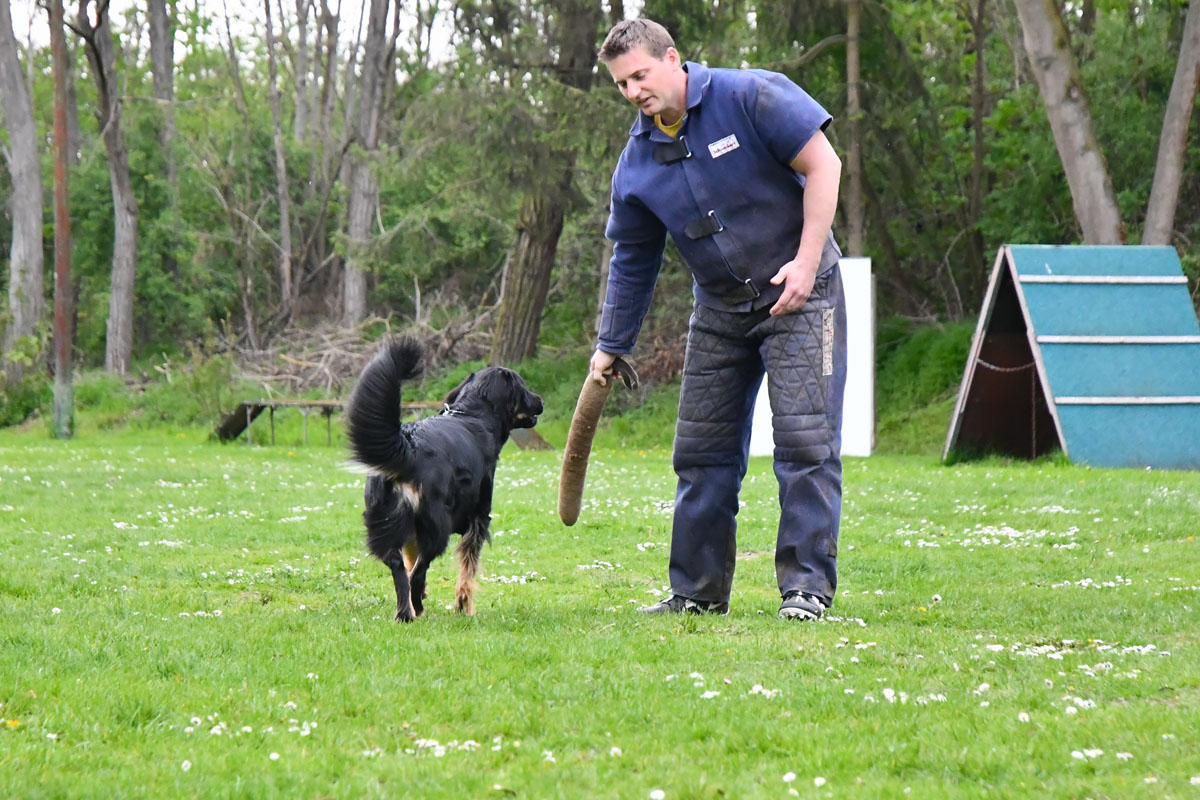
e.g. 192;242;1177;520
628;61;711;139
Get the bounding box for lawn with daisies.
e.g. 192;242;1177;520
2;426;1199;798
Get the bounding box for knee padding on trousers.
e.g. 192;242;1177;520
673;311;758;470
758;271;842;465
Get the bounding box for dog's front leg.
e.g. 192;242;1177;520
409;554;431;618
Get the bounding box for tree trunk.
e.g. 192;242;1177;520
490;175;570;365
51;0;74;437
1011;0;1124;244
607;0;623;30
489;0;602;364
78;0;139;374
147;0;176;189
343;0;388;326
219;1;251;124
843;0;865;256
294;0;310;140
265;0;295;320
65;41;82;165
1080;0;1095;37
1143;0;1200;246
147;0;180;305
0;0;45;384
965;0;988;299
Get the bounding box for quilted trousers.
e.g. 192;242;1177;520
667;266;847;607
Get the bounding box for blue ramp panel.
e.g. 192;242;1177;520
945;245;1200;470
1055;405;1200;471
1037;343;1200;398
1019;284;1199;336
1011;246;1200;470
1007;244;1185;278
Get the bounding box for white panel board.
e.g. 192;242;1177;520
749;258;875;458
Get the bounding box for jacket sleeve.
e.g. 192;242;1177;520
751;72;833;166
596;185;667;355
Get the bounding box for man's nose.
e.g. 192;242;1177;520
624;81;641;100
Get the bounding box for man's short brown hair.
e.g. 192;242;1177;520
598;18;675;62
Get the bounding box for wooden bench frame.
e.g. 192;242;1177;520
215;400;442;446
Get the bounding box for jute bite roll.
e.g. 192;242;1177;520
558;358;638;526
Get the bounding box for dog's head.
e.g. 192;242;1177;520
444;367;543;430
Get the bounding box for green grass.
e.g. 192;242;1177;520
2;427;1199;798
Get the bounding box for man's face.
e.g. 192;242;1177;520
605;45;685;120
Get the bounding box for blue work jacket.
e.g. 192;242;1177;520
598;62;841;355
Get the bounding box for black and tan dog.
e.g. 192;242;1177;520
346;337;543;622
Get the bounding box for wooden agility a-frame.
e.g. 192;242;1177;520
945;245;1200;470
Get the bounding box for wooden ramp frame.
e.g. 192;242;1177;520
944;245;1200;470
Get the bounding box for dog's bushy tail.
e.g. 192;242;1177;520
346;337;425;479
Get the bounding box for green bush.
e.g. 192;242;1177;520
0;372;50;428
875;317;974;417
138;350;239;427
874;316;975;454
0;331;51;427
63;350;247;433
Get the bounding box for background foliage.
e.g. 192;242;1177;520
1;0;1197;431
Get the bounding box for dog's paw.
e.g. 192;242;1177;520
394;606;416;623
455;593;476;616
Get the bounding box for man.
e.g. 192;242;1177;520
592;18;847;620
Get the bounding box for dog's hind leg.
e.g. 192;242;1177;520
455;519;490;616
364;477;418;622
402;538;420;575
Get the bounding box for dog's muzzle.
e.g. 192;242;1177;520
515;395;544;428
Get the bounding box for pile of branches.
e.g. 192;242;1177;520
226;312;495;397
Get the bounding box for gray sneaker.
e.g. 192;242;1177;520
779;591;825;620
638;594;729;616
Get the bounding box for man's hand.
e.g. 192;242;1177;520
768;257;819;316
589;349;618;385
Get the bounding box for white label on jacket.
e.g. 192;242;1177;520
707;134;740;159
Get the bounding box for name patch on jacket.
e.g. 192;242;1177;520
707;134;740;159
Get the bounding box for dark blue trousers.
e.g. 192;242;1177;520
668;266;848;607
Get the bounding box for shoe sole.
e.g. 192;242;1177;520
777;604;825;623
636;605;729;616
778;606;823;620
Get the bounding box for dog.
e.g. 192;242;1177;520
345;337;543;622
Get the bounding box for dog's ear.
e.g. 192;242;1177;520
501;371;523;420
443;372;475;406
500;370;540;427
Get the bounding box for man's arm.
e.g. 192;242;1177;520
768;129;842;316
